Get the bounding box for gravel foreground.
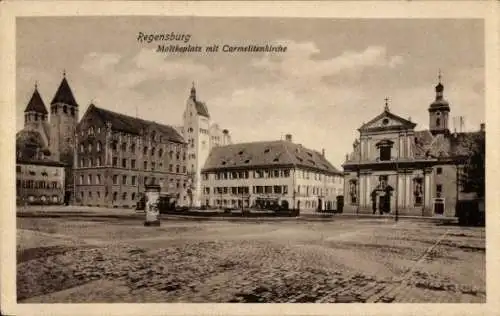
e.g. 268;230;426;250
17;213;486;303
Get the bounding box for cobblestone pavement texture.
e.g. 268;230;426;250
17;206;485;303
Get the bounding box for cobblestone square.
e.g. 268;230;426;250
17;207;485;303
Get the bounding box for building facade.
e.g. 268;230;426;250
16;74;77;204
342;77;485;217
179;83;232;207
73;104;188;208
200;135;344;212
16;159;65;205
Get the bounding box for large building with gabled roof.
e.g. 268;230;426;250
342;75;485;217
73;103;188;208
200;134;344;212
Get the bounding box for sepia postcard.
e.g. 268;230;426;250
1;1;499;315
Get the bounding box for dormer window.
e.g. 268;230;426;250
436;118;441;127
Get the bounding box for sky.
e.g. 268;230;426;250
16;17;485;169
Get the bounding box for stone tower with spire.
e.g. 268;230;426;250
23;83;51;146
182;82;212;207
49;72;79;195
428;70;451;135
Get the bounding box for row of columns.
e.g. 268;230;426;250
356;167;433;210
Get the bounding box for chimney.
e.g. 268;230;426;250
480;123;485;132
322;148;325;157
285;134;292;142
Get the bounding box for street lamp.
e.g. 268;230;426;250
395;160;399;222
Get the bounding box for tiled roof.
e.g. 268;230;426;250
86;104;185;143
24;87;48;114
202;140;341;175
194;100;210;118
51;77;78;107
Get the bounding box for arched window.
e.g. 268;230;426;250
130;143;136;153
176;165;180;173
88;142;92;152
121;142;127;151
151;147;156;156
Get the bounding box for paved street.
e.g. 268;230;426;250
17;207;485;303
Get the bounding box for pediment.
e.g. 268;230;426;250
359;110;416;133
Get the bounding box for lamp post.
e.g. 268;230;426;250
395;160;399;222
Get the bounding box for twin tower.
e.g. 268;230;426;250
23;72;78;170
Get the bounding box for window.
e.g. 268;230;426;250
436;118;441;127
80;158;84;167
96;157;101;166
151;147;156;156
131;192;136;201
96;174;101;185
182;166;186;173
122;192;127;200
79;175;84;185
112;157;118;167
122;175;127;185
169;164;173;172
80;144;84;153
97;127;101;134
176;165;180;173
130;143;136;153
121;142;127;151
380;147;391;161
143;147;148;155
113;192;118;201
436;167;442;175
144;161;148;170
436;184;443;197
88;143;93;152
131;159;136;169
122;158;127;168
97;142;102;152
152;162;156;170
113;175;118;184
132;176;137;185
88;158;93;167
16;166;21;173
159;148;163;157
111;141;117;151
88;175;92;184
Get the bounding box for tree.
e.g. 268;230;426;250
458;133;485;198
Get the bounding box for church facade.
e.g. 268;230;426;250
16;73;78;204
342;77;485;217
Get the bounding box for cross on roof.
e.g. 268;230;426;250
438;69;442;83
384;97;390;111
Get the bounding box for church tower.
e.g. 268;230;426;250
23;82;50;146
49;72;79;196
428;70;451;135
